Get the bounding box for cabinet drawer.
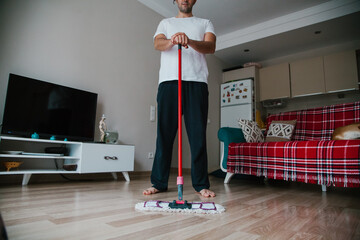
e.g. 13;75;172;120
80;143;134;173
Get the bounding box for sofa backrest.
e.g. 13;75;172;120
266;101;360;141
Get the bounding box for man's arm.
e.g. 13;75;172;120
154;32;216;54
188;32;216;54
171;32;216;54
154;34;173;51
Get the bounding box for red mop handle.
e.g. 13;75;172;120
178;44;182;178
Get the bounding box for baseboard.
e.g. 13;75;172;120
0;172;144;186
0;168;195;186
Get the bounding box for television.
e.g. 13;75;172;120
1;73;98;142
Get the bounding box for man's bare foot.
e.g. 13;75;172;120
198;189;216;198
143;187;160;195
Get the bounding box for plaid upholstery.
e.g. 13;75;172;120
266;101;360;141
227;101;360;187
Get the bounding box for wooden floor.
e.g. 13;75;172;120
0;172;360;240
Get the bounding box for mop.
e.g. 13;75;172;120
135;44;225;214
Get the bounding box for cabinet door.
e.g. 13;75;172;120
223;66;256;83
80;143;134;173
259;63;290;101
290;57;325;97
324;51;359;92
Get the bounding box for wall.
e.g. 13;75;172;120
0;0;224;172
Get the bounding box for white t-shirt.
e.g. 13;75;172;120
154;17;215;84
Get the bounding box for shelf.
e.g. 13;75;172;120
0;169;79;175
0;135;81;145
0;154;79;160
0;134;134;185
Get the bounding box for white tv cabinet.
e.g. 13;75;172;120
0;136;134;185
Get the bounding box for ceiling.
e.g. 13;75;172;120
138;0;360;68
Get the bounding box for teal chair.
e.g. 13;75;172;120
217;127;246;183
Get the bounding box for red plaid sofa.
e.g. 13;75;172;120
223;101;360;191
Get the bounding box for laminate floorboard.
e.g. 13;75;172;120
0;173;359;240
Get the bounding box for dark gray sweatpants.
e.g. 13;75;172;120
151;80;210;192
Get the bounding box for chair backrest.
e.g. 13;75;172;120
266;101;360;141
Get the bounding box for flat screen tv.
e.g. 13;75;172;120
1;73;98;142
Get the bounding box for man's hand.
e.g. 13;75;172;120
171;32;189;49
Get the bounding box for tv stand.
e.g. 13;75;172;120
0;136;134;185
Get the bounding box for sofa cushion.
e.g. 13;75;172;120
238;119;264;143
266;120;297;142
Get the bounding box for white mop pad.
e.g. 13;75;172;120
135;200;225;214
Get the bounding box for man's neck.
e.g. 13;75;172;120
176;11;193;18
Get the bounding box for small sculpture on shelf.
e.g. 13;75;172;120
99;114;107;142
3;161;23;171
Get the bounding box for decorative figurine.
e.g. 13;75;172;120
99;114;107;142
105;131;118;144
31;132;39;139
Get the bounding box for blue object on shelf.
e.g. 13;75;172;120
64;138;68;141
31;132;39;139
50;136;56;140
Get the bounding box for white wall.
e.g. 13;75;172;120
0;0;224;172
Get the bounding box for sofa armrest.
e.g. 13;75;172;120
218;127;246;171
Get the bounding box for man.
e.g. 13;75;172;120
143;0;216;198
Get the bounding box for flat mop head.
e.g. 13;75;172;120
135;200;225;214
169;200;192;209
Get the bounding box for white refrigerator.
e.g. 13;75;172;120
220;79;254;128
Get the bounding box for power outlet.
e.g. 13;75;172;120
148;152;154;159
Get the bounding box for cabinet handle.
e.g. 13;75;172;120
104;156;118;160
